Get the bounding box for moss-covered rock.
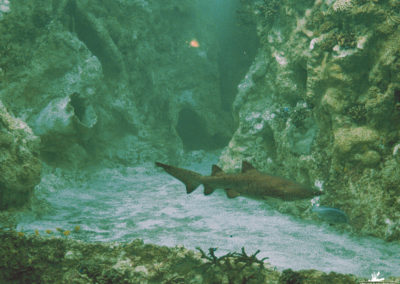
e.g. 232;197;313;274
0;0;235;167
220;0;400;240
2;230;397;283
0;101;41;210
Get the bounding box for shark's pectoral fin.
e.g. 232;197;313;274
225;189;240;198
186;182;200;194
204;184;216;195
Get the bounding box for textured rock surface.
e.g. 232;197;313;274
1;229;387;284
0;101;41;210
220;0;400;240
0;0;234;166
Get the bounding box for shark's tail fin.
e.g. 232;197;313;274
155;162;202;194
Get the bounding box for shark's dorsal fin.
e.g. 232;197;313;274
225;189;240;198
211;165;224;176
242;161;256;173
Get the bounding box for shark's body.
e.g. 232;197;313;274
155;161;322;201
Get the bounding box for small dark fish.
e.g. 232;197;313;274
312;206;348;224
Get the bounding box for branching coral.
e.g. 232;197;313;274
196;247;270;282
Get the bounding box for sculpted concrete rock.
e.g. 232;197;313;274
0;0;234;166
33;93;97;152
221;0;400;240
0;101;41;210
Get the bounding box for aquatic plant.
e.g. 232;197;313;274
346;104;367;124
279;269;304;284
290;106;311;128
253;0;280;29
336;32;357;49
195;246;271;283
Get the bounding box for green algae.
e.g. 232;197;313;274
2;229;393;284
220;0;400;241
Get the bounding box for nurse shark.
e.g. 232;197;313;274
155;161;322;200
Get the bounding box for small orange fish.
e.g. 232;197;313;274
189;39;200;48
74;225;81;232
35;229;39;236
45;229;53;234
63;230;71;236
17;232;24;237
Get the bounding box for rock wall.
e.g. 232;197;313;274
0;0;237;167
220;0;400;240
1;229;378;283
0;101;41;210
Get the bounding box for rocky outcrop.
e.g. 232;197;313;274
0;0;236;166
0;101;41;210
1;229;389;283
220;0;400;240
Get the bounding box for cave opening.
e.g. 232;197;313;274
176;108;227;151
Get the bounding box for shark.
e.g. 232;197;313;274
155;161;322;201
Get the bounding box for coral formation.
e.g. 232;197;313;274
0;101;41;210
0;0;234;167
220;0;400;240
2;229;395;283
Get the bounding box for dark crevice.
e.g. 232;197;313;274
395;89;400;111
211;0;259;111
176;108;227;151
70;93;86;122
111;110;138;137
293;63;308;92
394;89;400;103
73;5;123;78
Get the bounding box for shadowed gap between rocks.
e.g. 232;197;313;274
176;108;228;151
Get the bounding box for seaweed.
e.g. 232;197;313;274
346;104;367;124
196;247;268;269
279;269;305;284
195;247;270;283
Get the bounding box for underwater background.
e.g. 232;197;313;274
1;0;399;282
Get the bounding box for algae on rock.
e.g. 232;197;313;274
220;0;400;240
0;0;234;167
0;101;41;210
2;229;386;284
